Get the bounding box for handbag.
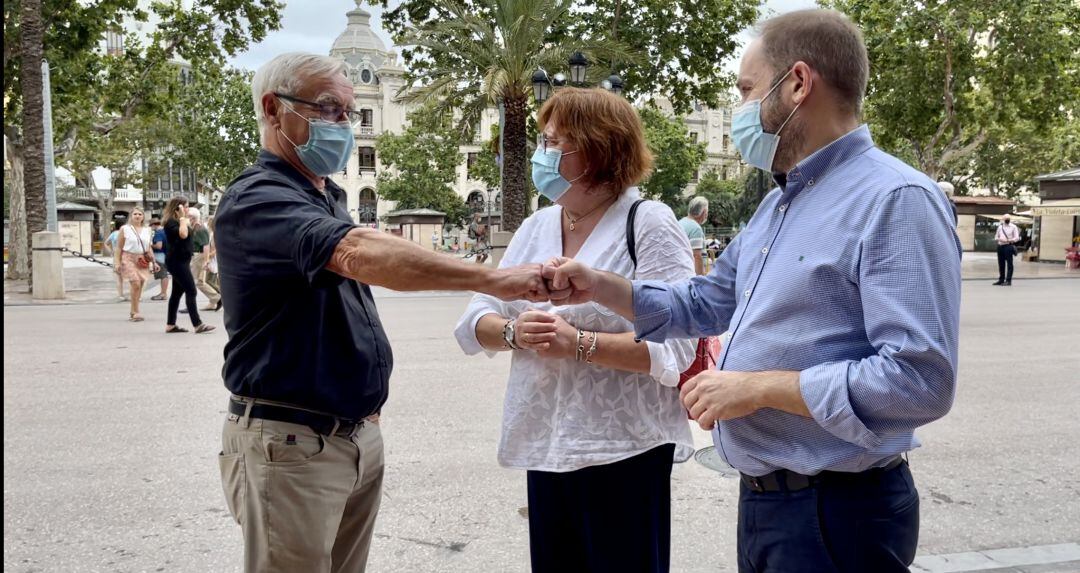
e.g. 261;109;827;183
626;200;721;392
128;226;153;269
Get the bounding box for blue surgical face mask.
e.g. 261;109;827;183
731;68;800;172
279;102;355;176
531;146;583;202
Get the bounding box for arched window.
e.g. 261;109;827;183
357;188;377;225
467;191;486;214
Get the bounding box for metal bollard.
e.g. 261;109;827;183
32;231;65;300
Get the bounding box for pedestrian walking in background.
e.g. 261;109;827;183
432;229;440;251
106;222;126;300
188;207;222;311
114;207;155;322
456;87;696;573
163;196;215;334
679;196;709;275
994;215;1021;286
150;217;170;301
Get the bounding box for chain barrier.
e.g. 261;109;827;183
60;246;114;268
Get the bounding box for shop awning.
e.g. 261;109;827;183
982;214;1034;224
1030;198;1080;216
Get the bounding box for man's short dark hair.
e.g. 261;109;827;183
757;9;869;115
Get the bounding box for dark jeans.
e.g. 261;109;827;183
997;244;1016;282
166;258;201;327
737;462;920;573
526;443;675;573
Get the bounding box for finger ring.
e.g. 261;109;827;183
523;333;530;343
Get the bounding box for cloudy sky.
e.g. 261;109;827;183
228;0;819;74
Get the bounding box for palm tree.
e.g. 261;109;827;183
399;0;629;232
19;0;46;284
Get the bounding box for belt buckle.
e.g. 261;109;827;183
745;475;764;493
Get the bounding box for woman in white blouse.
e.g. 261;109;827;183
454;87;696;572
114;207;156;322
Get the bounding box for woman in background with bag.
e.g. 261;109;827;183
454;88;696;573
114;207;155;322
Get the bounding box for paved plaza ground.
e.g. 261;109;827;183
4;261;1079;572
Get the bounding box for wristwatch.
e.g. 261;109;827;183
503;319;520;350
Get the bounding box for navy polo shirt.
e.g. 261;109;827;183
214;150;393;420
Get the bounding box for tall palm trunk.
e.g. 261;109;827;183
5;136;28;279
20;0;46;286
501;92;529;232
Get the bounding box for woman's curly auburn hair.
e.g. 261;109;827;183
537;87;653;193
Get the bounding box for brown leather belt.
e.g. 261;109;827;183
741;456;906;493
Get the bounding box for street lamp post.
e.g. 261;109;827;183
531;51;625;105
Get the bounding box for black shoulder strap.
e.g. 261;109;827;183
626;199;647;268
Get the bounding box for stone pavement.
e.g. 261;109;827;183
4;251;1077;307
4;277;1079;572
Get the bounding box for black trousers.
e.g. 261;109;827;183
166;258;201;326
997;245;1015;282
737;462;920;573
526;443;675;573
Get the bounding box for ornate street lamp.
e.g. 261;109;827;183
532;53;625;105
568;51;589;84
531;69;551;105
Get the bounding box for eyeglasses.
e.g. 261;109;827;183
275;93;363;127
540;133;577;154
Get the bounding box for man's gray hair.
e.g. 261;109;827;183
937;181;955;197
188;207;201;220
251;53;347;141
688;196;709;218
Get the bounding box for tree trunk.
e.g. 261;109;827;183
500;93;529;232
20;0;46;286
4;137;29;279
94;184;116;252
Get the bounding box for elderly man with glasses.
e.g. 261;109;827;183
213;52;554;572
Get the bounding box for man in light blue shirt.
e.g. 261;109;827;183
543;9;961;572
679;196;708;275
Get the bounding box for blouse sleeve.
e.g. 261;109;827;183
453;215;535;356
633;202;698;386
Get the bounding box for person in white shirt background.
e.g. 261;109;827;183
454;87;696;573
994;214;1021;286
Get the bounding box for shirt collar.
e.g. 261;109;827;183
256;149;344;201
773;124;875;195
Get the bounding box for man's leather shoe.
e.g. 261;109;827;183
992;281;1004;285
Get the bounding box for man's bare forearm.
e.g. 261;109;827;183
592;271;635;320
328;228;498;292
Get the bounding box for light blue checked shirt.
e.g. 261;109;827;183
633;125;962;477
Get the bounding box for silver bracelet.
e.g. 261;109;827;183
575;329;586;362
585;331;599;364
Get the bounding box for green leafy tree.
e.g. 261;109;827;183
957;118;1080;197
376;104;470;227
168;64;262;203
3;0;282;278
639;107;706;208
382;0;758;115
468;125;502;193
693;169;751;228
385;0;632;232
824;0;1080;189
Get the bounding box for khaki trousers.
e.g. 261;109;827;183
191;253;221;305
218;409;385;572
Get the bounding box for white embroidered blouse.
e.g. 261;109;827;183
454;188;697;472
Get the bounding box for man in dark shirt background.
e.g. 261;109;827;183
214;53;553;572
